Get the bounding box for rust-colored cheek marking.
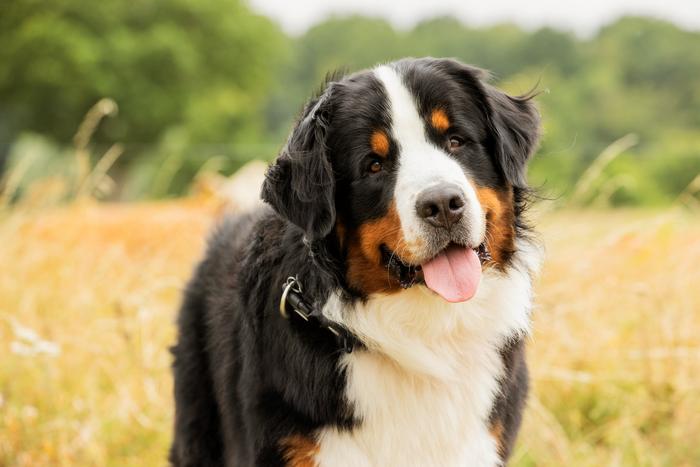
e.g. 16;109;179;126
430;109;450;133
281;435;319;467
370;130;390;157
345;203;422;295
490;421;505;458
475;186;516;268
334;219;346;251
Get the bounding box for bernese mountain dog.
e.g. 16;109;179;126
170;57;541;467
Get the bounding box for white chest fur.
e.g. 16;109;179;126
317;249;537;466
315;339;504;467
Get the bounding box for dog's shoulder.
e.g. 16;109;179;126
192;205;279;289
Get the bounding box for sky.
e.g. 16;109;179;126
248;0;700;36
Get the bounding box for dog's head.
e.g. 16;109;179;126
263;58;540;302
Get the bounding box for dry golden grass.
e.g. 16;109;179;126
515;209;700;466
0;200;216;466
1;201;698;466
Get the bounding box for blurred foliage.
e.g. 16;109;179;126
0;0;287;196
0;3;698;204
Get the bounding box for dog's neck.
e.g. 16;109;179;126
321;238;541;379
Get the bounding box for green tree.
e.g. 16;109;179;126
0;0;286;159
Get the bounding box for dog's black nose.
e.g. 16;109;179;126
415;184;466;229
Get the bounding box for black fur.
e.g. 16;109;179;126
170;211;356;466
261;86;337;242
483;86;541;188
170;57;540;466
489;336;529;459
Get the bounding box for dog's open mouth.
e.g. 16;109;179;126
381;242;491;302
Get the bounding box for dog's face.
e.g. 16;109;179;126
263;58;540;301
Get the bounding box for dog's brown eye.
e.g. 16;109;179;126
449;136;465;150
369;160;383;173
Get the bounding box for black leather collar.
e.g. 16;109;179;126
279;277;358;353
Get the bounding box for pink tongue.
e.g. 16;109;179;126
421;245;482;303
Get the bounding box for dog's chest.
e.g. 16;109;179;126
313;261;537;466
314;342;504;467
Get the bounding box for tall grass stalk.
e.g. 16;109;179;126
0;150;40;209
72;98;118;197
569;133;638;206
76;143;124;199
675;172;700;210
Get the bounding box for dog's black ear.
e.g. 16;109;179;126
434;58;540;188
261;86;336;241
482;83;540;188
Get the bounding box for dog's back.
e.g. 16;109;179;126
170;211;259;465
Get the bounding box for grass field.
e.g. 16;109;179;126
1;200;698;466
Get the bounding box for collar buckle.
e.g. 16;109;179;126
280;276;307;320
279;276;356;353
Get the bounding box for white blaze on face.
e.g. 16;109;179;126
373;65;485;257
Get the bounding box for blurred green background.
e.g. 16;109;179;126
1;0;699;205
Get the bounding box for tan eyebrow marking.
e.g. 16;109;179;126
370;130;390;157
430;109;450;133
